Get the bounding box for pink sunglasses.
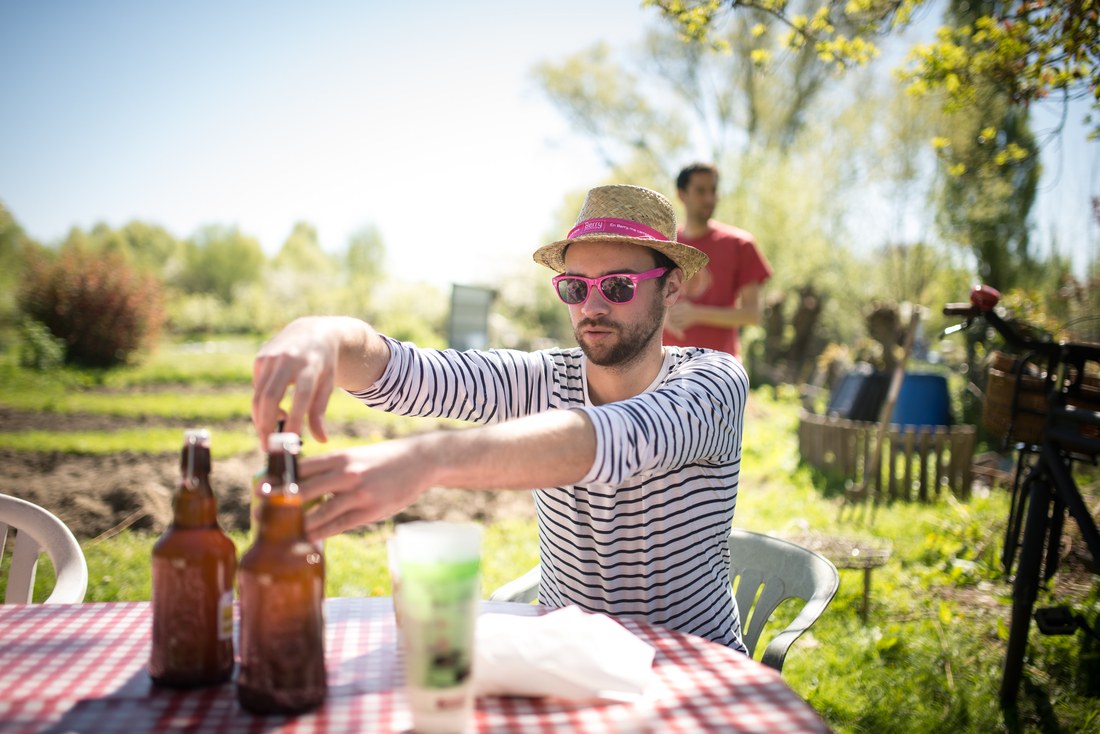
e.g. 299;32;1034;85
552;267;669;305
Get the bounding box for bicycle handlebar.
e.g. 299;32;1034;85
941;284;1048;355
943;284;1100;369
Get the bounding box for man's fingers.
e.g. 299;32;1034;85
252;357;294;446
282;367;322;440
304;490;379;540
308;370;335;444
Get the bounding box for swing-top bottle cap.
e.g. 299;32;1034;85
183;428;211;448
266;431;301;454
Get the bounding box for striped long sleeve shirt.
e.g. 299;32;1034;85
350;335;749;652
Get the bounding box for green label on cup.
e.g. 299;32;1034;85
398;558;480;689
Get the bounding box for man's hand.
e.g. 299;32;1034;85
252;317;346;446
665;301;698;337
252;315;388;448
297;438;434;539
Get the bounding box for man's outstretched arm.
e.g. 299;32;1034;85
297;408;597;538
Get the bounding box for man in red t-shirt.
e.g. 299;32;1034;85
663;163;772;359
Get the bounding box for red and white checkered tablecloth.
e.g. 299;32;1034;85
0;597;831;733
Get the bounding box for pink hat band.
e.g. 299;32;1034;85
567;217;669;242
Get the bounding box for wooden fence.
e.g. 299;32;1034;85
798;410;977;502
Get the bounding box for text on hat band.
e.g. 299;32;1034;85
567;217;669;242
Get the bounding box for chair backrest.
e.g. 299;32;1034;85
487;563;541;604
487;529;839;673
0;494;88;604
728;528;839;672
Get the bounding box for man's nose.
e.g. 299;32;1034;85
581;287;612;316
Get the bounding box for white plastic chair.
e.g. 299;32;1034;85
728;528;839;672
489;528;839;673
0;494;88;604
488;563;541;604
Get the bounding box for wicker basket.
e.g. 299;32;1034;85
983;350;1100;446
982;351;1048;445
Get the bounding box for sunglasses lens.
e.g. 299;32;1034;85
600;276;635;303
556;278;589;305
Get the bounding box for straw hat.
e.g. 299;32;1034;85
532;184;709;280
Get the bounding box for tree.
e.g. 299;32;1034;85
646;0;1085;297
176;225;265;303
89;221;183;277
936;92;1040;289
926;0;1042;291
0;201;38;328
532;17;856;170
273;221;337;275
647;0;1100;139
533;42;690;170
639;18;841;154
345;225;386;290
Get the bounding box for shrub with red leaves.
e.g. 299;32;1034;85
18;246;166;368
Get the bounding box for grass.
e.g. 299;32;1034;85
4;520;541;605
101;337;260;388
2;353;1099;732
0;342;463;454
0;428;395;457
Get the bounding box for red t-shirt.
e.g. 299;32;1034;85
663;221;772;358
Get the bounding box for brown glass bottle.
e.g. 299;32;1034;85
237;432;327;714
149;429;237;688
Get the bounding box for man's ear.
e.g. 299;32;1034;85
664;268;685;305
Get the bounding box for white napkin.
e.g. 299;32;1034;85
474;605;655;702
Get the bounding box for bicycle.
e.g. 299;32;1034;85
943;284;1100;708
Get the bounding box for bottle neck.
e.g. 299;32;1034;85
257;451;307;540
174;444;218;528
257;491;307;540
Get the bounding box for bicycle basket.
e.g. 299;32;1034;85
982;351;1048;445
983;350;1100;447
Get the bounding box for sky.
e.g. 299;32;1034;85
1;0;1096;289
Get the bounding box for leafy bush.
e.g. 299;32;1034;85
17;319;65;370
18;246;166;368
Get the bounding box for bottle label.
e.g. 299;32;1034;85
218;589;234;641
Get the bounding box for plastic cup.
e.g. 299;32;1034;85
392;521;482;734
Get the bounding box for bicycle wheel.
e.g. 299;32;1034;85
1000;470;1053;707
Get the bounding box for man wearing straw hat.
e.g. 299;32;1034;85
252;184;751;652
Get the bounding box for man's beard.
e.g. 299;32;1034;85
574;298;665;368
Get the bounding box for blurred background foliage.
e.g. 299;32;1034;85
0;0;1096;379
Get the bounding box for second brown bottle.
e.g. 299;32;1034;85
237;431;327;714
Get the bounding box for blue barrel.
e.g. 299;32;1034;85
892;373;952;428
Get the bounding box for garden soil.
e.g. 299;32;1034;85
2;408;535;540
2;406;1095;600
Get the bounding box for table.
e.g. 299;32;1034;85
0;597;832;733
